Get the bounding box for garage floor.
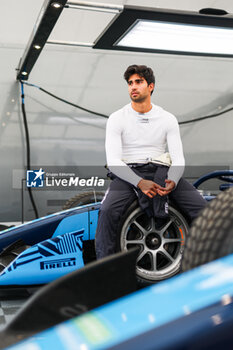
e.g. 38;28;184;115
0;298;26;331
0;224;28;331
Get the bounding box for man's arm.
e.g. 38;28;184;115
158;117;185;196
105;114;142;187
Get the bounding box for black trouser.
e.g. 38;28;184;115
95;171;207;259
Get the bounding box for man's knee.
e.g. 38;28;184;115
100;189;136;219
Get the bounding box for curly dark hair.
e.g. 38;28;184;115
124;64;155;94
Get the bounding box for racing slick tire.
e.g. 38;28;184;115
181;187;233;272
64;192;189;283
62;191;105;210
117;200;189;285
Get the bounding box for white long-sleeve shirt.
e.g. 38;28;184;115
106;103;185;187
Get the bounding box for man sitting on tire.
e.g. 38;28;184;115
95;64;206;259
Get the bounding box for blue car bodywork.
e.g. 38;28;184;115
5;253;233;350
0;170;232;288
0;204;99;286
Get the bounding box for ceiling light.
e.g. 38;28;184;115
94;6;233;57
116;20;233;55
33;44;41;50
51;2;62;8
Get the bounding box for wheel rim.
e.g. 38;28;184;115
120;206;188;281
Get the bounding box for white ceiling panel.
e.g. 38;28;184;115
0;0;44;46
49;7;115;43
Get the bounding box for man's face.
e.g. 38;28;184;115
127;74;154;102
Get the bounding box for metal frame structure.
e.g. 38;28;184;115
16;0;68;80
16;2;233;81
93;6;233;58
16;0;123;80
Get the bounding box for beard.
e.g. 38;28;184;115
130;93;147;103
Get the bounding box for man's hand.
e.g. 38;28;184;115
157;179;176;196
137;179;163;198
